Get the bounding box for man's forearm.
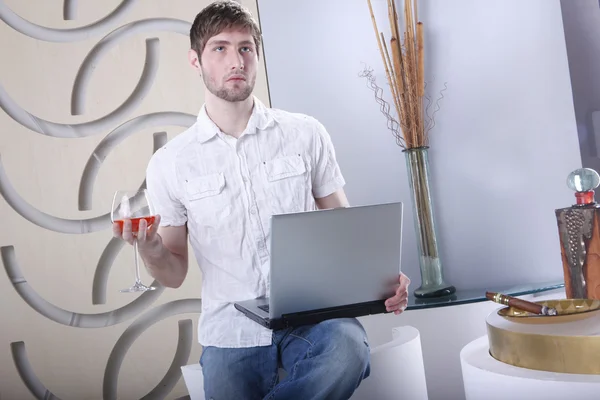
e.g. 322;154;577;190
139;242;188;288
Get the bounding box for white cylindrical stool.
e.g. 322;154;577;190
181;363;204;400
461;335;600;400
351;325;428;400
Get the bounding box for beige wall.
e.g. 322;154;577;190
0;0;270;398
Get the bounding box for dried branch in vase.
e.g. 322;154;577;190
363;0;446;150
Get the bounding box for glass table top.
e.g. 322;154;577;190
406;280;565;310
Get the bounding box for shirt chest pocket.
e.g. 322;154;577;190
184;173;231;227
264;155;310;213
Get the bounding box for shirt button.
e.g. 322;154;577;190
249;206;257;214
242;177;248;182
258;241;265;248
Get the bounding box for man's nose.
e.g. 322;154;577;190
228;51;244;70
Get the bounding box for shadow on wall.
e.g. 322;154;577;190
561;0;600;184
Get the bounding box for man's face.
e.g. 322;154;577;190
197;28;258;102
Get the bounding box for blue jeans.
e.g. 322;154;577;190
200;318;371;400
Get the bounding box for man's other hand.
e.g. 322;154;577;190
385;272;410;315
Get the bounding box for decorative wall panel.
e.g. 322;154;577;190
0;1;270;398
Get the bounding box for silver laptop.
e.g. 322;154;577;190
234;202;403;330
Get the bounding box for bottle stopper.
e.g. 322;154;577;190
566;168;600;206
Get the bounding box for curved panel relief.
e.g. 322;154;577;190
83;131;168;214
140;319;194;400
0;0;136;42
93;238;127;306
0;38;160;138
78;113;194;211
12;319;193;400
0;154;111;234
1;246;163;328
11;342;62;400
0;119;191;234
63;0;77;20
103;299;202;400
71;18;191;115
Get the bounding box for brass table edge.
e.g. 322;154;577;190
486;321;600;375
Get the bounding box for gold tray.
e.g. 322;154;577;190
488;298;600;374
498;298;600;324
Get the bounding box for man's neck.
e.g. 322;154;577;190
204;93;255;138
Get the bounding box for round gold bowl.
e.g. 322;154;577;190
487;298;600;374
498;298;600;324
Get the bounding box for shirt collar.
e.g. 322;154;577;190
196;96;274;143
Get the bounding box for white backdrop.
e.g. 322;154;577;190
256;0;582;291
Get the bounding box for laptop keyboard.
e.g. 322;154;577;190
258;304;270;313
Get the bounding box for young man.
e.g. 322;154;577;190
114;1;410;398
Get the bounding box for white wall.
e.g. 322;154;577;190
257;0;580;291
257;0;579;399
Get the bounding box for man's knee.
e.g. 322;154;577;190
314;318;371;378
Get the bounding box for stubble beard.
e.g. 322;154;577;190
202;72;255;102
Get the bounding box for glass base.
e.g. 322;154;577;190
120;282;157;293
414;283;456;298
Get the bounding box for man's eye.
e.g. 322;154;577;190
241;47;251;53
215;46;224;52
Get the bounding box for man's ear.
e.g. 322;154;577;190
188;49;201;71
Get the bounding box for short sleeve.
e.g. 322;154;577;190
145;153;187;227
311;119;346;198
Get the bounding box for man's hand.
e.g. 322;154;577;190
112;214;164;258
385;272;410;315
112;214;190;288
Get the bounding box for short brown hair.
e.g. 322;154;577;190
190;1;262;60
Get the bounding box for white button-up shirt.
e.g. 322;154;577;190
145;97;346;348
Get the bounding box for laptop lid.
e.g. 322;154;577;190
268;202;403;318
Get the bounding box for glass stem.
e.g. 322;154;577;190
133;238;142;285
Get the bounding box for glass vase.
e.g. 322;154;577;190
404;146;456;298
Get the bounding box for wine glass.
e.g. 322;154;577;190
111;189;157;293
